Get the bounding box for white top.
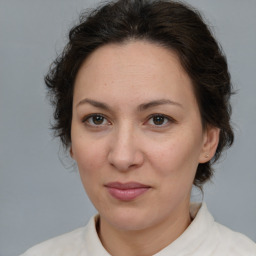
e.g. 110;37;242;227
21;203;256;256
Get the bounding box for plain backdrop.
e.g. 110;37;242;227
0;0;255;255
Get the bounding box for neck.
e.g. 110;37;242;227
98;203;192;256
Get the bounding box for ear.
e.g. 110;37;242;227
199;125;220;163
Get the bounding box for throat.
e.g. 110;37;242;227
96;213;192;256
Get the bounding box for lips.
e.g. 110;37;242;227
105;182;151;201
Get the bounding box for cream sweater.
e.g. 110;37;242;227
21;203;256;255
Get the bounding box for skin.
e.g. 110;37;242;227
70;40;219;256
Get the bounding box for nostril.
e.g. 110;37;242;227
107;128;144;171
107;146;144;171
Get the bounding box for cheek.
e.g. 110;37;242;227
146;132;201;180
72;137;107;182
72;141;107;206
147;139;199;206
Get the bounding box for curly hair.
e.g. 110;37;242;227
45;0;234;188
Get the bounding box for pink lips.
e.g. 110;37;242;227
105;182;151;201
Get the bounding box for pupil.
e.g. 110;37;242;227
93;116;104;124
153;116;164;125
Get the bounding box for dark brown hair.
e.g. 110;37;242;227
45;0;234;187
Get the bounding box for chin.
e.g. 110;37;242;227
101;205;153;231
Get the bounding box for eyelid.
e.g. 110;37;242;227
82;113;111;127
146;113;177;127
81;113;176;128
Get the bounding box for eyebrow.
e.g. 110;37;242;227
76;98;183;111
76;98;111;111
138;99;183;111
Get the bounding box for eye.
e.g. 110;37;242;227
147;114;173;127
83;114;110;127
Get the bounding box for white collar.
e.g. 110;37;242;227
83;202;215;255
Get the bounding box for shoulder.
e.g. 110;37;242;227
20;214;110;256
20;226;87;256
20;215;110;256
20;214;103;256
214;222;256;255
189;203;256;256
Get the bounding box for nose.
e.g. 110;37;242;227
107;125;144;172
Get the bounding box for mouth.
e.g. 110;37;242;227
105;182;151;201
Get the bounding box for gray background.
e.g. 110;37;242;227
1;0;255;255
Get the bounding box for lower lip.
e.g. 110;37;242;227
106;187;150;201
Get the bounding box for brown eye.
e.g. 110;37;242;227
152;116;166;125
84;114;109;126
147;114;171;127
92;115;105;125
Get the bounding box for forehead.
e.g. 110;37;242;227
77;40;186;80
73;40;196;109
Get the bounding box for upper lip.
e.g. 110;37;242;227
105;182;151;189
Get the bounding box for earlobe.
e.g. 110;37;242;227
199;126;220;163
70;146;74;159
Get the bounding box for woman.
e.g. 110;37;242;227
21;0;256;255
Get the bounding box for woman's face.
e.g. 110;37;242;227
71;41;218;232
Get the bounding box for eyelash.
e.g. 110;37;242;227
82;113;176;128
146;114;176;127
82;113;111;127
